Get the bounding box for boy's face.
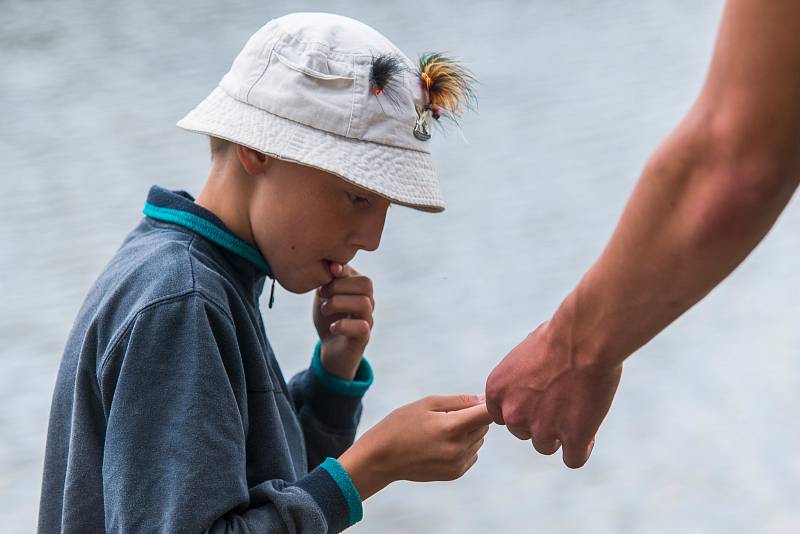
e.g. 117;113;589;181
249;157;391;293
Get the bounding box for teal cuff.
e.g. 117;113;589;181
311;340;373;397
320;457;364;526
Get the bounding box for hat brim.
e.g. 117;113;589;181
177;86;445;213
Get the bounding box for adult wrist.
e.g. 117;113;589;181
548;288;624;372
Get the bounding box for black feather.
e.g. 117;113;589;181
369;53;407;113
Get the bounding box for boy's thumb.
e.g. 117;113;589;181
449;402;493;430
426;394;484;413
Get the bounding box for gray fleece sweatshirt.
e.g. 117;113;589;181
38;186;372;533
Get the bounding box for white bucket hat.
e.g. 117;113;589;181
177;12;474;212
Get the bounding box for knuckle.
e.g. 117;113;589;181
414;395;436;410
447;460;466;479
357;319;371;334
442;419;460;438
459;393;478;406
529;422;556;442
442;442;462;462
484;376;503;403
502;404;527;429
361;277;374;295
460;459;474;477
458;456;476;477
445;418;464;438
443;469;459;481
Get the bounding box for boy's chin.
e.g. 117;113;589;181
274;272;327;295
274;278;311;295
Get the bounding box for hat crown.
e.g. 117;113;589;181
265;12;399;55
218;12;429;152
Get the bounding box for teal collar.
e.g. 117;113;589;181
143;201;272;274
142;186;273;278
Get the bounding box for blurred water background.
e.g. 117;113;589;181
2;1;799;532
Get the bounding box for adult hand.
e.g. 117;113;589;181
485;321;622;468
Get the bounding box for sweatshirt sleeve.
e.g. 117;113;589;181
288;341;374;469
97;292;360;533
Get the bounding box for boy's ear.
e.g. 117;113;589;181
236;144;270;175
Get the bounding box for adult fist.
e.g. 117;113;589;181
485;321;622;468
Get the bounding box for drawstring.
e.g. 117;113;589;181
268;277;276;309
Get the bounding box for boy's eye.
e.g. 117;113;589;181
348;192;371;207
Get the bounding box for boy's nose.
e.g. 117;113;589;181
352;225;383;252
350;210;387;252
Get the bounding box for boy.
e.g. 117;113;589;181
39;12;488;533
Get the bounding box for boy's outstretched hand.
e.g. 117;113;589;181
339;395;493;500
313;262;374;380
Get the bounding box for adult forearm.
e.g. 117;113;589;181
549;121;798;371
486;0;800;467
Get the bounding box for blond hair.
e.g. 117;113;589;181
208;136;232;159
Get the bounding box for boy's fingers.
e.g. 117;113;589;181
463;452;480;474
321;295;374;323
319;270;375;308
320;276;374;303
458;438;484;469
467;423;491;443
330;318;371;339
330;262;361;279
425;394;484;413
449;402;493;431
329;262;347;278
466;436;486;457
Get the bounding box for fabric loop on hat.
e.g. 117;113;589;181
273;51;355;81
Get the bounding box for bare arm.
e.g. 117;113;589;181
564;0;800;367
486;0;800;467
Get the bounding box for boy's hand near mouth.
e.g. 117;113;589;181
314;262;374;381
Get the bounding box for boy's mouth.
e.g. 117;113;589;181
323;256;352;268
320;259;335;281
320;257;350;282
